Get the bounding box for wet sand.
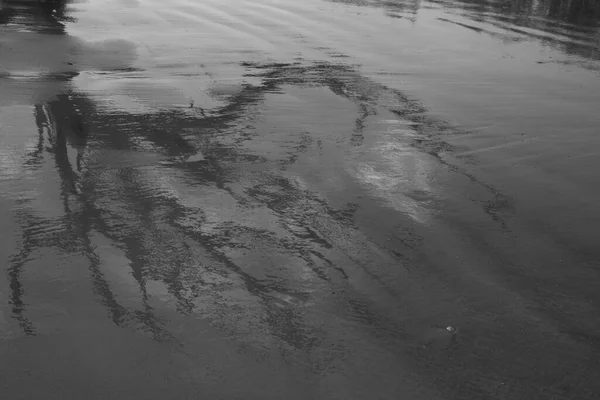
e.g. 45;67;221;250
1;0;600;399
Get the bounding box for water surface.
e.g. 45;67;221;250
1;0;599;399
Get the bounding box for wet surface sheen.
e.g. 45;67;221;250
1;0;599;399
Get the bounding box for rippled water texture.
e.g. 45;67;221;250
1;0;599;399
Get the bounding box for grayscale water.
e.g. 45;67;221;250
1;0;599;398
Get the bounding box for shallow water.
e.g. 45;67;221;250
1;0;599;399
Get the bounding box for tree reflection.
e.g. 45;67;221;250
325;0;600;62
11;57;354;345
3;0;172;340
32;92;178;341
0;0;71;33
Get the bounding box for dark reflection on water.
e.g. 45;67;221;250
3;0;73;337
465;0;600;28
330;0;423;20
2;0;182;342
442;0;600;62
7;58;330;345
330;0;600;62
6;53;456;349
0;0;73;33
